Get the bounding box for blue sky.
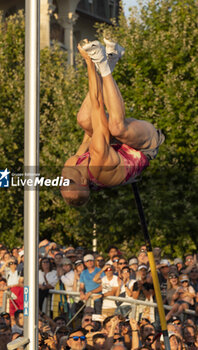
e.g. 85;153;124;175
123;0;139;17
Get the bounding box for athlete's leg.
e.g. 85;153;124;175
77;39;125;137
77;92;93;137
81;40;158;150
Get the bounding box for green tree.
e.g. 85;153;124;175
0;1;197;256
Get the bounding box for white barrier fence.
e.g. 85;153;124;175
1;289;196;318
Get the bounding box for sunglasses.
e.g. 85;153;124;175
84;318;92;322
119;262;126;265
105;268;113;271
69;336;86;341
181;280;189;283
113;259;119;262
97;259;104;262
169;275;177;279
9;262;17;265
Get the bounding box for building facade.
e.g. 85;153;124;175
0;0;120;64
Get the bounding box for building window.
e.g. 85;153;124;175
109;0;115;18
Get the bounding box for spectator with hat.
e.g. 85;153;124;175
65;248;77;264
58;257;75;315
132;265;154;322
174;258;183;273
166;274;196;321
73;259;85;297
128;257;138;279
157;259;170;303
58;258;75;292
72;259;85;319
160;331;182;350
80;254;103;314
132;265;153;301
93;264;119;316
0;312;11;328
138;247;149;267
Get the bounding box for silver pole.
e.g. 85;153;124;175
24;0;40;349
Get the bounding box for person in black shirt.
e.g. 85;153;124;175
132;265;154;301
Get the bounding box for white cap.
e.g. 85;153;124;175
160;259;170;267
138;264;148;271
83;254;94;262
160;332;176;342
129;258;138;265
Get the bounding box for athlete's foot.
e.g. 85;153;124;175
104;37;125;72
80;39;111;77
78;39;92;62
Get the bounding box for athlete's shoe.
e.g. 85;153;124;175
81;40;111;77
104;37;125;72
81;40;107;63
104;37;125;58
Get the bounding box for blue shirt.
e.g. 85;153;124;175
80;267;104;293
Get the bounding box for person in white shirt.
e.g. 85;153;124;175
57;257;75;314
39;257;58;310
93;264;118;316
6;258;23;288
115;266;136;317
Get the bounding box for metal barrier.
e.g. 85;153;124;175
2;289;197;350
47;289;196;319
2;289;196;318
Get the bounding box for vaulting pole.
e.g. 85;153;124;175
24;0;40;348
132;183;171;350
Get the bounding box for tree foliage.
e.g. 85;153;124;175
0;1;197;257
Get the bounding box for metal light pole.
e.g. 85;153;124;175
24;0;40;348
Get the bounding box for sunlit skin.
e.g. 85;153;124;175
61;40;163;206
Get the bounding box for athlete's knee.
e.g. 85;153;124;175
108;120;125;138
77;110;85;127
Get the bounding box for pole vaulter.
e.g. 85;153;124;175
8;1;40;349
61;39;170;349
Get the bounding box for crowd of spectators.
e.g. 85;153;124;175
0;240;198;349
